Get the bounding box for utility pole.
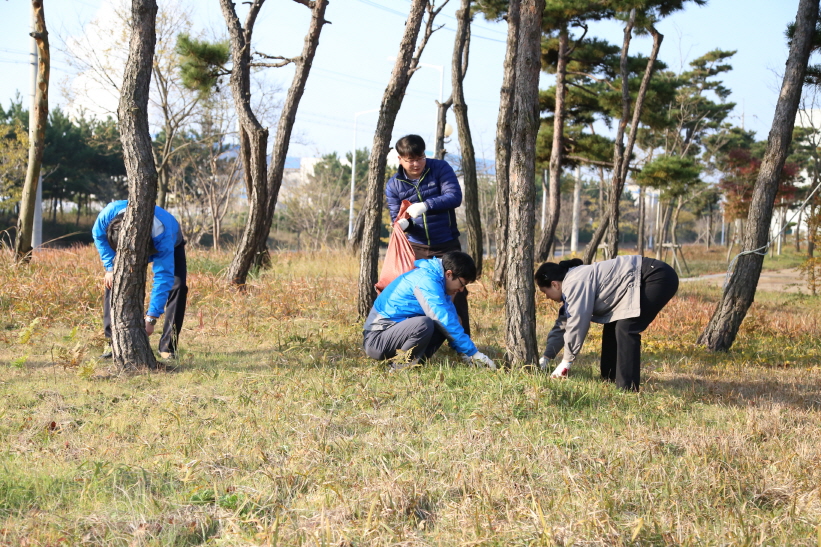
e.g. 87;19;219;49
570;165;580;253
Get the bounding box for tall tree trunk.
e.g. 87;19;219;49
226;0;328;285
536;22;568;263
220;0;269;286
357;0;430;317
434;97;453;160
112;0;159;369
451;0;483;274
504;0;544;366
637;185;645;255
492;0;519;289
570;165;581;253
698;0;818;351
583;18;663;263
15;0;49;263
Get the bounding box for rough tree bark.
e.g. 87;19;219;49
698;0;819;351
112;0;159;369
15;0;49;263
583;15;662;264
220;0;269;284
492;0;520;289
505;0;545;366
451;0;483;274
536;22;568;263
225;0;328;286
434;97;453;160
357;0;445;317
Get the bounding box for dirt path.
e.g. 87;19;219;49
680;268;807;293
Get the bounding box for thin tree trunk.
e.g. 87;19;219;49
15;0;49;263
226;0;328;285
583;19;663;263
637;185;645;255
536;22;568;263
451;0;483;274
505;0;544;366
220;0;269;286
698;0;818;351
357;0;431;317
434;97;453;160
112;0;159;370
492;0;519;289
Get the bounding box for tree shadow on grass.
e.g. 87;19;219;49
650;373;821;411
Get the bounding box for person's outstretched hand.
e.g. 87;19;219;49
551;361;571;379
463;351;496;370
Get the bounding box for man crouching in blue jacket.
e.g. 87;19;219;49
363;251;495;370
92;200;188;360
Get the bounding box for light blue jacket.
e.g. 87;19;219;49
363;258;477;356
92;200;182;318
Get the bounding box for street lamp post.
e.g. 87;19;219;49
349;109;379;239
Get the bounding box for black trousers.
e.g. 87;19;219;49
104;242;188;354
410;238;470;336
363;316;447;362
600;257;679;391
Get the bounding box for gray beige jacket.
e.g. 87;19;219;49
561;255;642;363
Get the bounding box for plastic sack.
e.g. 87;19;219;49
375;200;417;293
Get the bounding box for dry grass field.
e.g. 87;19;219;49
1;245;820;546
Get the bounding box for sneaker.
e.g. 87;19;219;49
159;351;177;360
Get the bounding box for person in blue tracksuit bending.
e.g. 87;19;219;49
363;251;495;370
92;200;188;359
385;135;472;335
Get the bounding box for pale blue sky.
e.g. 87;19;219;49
0;0;803;160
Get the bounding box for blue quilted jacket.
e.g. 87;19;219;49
385;158;461;246
363;258;477;356
92;200;182;318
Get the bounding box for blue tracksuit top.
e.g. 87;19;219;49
363;258;477;356
92;200;181;318
385;158;461;246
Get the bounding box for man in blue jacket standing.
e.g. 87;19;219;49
363;251;495;370
92;200;188;359
385;135;471;334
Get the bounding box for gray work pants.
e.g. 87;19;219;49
363;316;446;361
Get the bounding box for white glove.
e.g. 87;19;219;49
406;202;428;218
551;360;571;379
538;356;548;371
397;218;411;232
464;351;496;370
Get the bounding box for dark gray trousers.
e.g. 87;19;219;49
104;242;188;354
363;316;446;361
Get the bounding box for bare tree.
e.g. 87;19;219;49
505;0;545;366
698;0;819;351
15;0;49;263
451;0;483;274
111;0;159;369
224;0;329;287
356;0;448;317
492;0;520;288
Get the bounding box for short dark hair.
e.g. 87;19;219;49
534;259;583;287
441;251;477;283
395;134;426;157
106;212;158;255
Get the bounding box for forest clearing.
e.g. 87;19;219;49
2;246;820;545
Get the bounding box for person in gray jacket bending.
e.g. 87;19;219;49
535;255;678;391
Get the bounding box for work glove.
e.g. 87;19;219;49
538;356;548;371
463;351;497;370
406;202;428;218
550;360;571;379
397;218;412;232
